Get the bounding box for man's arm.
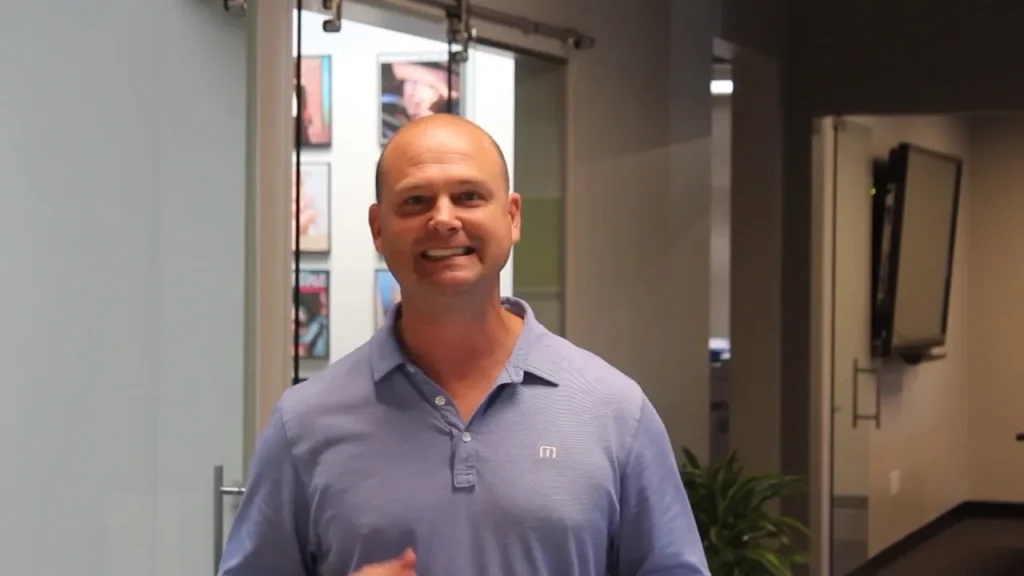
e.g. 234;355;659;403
615;397;711;576
219;403;314;576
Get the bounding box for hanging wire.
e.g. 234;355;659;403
445;0;471;115
292;1;304;386
446;38;455;114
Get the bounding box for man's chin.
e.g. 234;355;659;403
415;271;483;296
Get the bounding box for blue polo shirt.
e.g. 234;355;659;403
219;298;709;576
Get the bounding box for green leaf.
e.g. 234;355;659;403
741;548;792;576
774;515;811;536
679;447;811;576
681;447;703;471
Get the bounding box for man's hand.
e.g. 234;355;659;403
350;548;416;576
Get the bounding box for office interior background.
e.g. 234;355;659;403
2;0;1023;575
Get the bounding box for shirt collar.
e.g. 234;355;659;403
369;296;552;385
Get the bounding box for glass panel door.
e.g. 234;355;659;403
290;2;533;382
2;3;251;576
510;55;567;335
829;118;876;575
291;5;337;383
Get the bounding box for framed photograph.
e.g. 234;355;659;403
293;270;330;359
294;55;332;148
374;269;402;329
379;55;461;147
292;163;331;253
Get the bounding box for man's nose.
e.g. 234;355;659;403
428;198;462;233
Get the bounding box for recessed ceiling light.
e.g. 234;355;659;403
711;79;733;95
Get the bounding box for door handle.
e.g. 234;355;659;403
852;359;881;429
214;465;246;575
1016;433;1024;442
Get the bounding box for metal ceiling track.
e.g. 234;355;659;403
320;0;595;50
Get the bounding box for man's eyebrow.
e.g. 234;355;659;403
396;178;492;192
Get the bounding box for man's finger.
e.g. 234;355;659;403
396;547;416;568
351;548;416;575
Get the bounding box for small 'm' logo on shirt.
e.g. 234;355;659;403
539;445;557;459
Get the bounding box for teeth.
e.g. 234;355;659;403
424;247;471;259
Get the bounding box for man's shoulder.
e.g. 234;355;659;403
275;341;377;432
524;332;653;462
529;331;647;408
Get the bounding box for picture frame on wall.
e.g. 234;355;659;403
293;162;331;253
293;270;330;360
294;55;333;148
378;54;461;147
374;268;402;329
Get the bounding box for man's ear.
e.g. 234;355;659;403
507;192;522;245
368;203;384;255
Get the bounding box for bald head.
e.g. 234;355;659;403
374;114;509;203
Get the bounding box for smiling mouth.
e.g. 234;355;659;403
422;247;475;260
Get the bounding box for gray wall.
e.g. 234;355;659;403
792;2;1024;115
710;99;731;341
720;0;786;59
479;0;715;459
728;47;785;479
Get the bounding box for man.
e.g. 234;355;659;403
218;114;710;576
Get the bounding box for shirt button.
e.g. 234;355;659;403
461;432;472;443
434;395;446;406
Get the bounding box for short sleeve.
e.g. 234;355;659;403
218;403;314;576
615;397;710;575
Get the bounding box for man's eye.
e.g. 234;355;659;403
403;195;427;205
458;191;483;202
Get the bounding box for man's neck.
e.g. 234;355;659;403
397;294;524;389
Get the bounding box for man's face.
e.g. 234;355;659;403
369;119;520;300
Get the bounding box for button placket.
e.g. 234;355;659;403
404;365;479;487
452;430;477;488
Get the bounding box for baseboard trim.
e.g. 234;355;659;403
833;494;869;511
848;500;1024;575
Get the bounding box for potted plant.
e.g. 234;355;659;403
680;448;810;576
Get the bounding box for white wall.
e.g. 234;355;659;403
965;115;1024;505
858;115;971;556
292;10;517;363
816;114;972;556
0;2;249;576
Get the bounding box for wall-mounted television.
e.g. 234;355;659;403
870;143;963;364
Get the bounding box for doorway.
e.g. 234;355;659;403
289;1;569;386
